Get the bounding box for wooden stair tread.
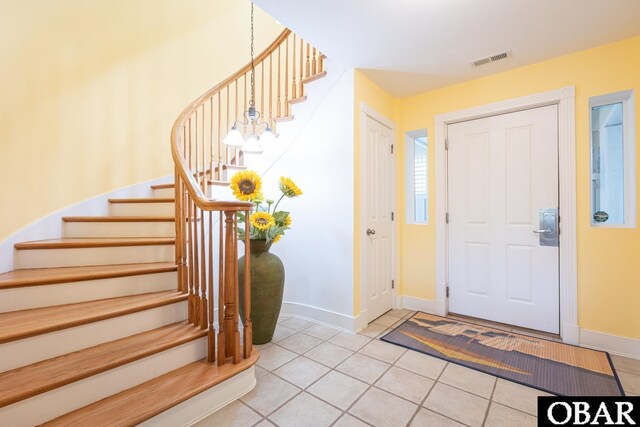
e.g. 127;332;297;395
208;179;230;187
62;216;175;223
221;164;246;170
0;321;206;408
288;95;307;104
301;70;327;85
150;183;174;190
274;115;294;122
14;237;175;250
42;352;259;427
0;262;177;289
0;291;187;344
108;198;174;203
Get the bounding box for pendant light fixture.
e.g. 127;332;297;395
223;1;276;153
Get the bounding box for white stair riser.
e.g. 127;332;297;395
109;203;175;217
153;188;175;198
63;221;176;238
15;244;175;269
0;272;177;313
0;337;206;427
0;301;187;372
141;366;256;427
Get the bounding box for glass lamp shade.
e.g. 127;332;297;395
241;133;263;154
223;126;244;147
259;127;276;145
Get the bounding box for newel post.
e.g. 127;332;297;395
243;210;253;358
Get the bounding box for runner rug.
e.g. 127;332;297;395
380;312;625;396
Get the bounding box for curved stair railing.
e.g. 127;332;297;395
170;29;326;366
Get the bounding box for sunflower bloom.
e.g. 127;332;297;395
273;234;282;243
285;214;292;227
279;177;303;198
230;170;262;201
251;212;275;231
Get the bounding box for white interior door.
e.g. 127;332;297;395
362;114;394;323
447;105;560;333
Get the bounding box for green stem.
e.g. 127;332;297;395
272;193;286;214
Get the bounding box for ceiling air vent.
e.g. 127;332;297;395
471;50;512;67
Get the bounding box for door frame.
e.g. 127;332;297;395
434;86;579;343
359;102;397;324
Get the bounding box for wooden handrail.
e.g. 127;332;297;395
169;27;325;366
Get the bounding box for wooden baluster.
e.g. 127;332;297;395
187;120;195;324
195;110;199;183
299;37;304;97
243;210;253;358
285;36;289;116
260;60;264;119
225;85;230;165
200;205;207;330
269;53;274;129
209;97;214;184
232;214;241;364
192;201;200;326
208;211;215;362
291;34;297;100
318;51;324;73
175;172;185;293
217;212;226;366
217;94;222;180
276;45;281;118
305;42;310;78
201;106;206;194
312;47;317;76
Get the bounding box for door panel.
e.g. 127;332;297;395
363;116;394;322
448;105;560;333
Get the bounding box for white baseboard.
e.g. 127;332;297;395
0;174;174;274
580;329;640;360
280;301;358;333
398;295;437;314
562;322;580;345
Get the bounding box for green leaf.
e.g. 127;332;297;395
273;211;289;223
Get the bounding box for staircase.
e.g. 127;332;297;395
0;28;326;426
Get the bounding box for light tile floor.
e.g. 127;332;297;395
196;311;639;427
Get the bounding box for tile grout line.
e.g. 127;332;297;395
480;377;498;427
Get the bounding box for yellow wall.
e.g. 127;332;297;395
353;70;400;315
397;35;640;339
0;0;282;241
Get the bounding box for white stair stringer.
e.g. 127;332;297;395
0;301;187;372
15;244;175;269
140;366;256;427
244;60;346;177
109;201;175;217
0;272;177;313
0;337;206;427
63;220;175;238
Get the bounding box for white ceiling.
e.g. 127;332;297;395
254;0;640;97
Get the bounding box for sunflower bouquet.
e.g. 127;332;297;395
230;170;302;244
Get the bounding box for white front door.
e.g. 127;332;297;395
447;105;560;333
362;113;394;323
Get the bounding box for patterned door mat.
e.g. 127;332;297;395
381;312;625;396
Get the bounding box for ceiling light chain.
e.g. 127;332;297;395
223;1;276;153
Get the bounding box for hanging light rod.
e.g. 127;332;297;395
223;1;276;154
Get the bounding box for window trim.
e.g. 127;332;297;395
589;90;636;228
405;129;429;225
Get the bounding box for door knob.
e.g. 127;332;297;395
532;229;552;234
366;228;376;236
